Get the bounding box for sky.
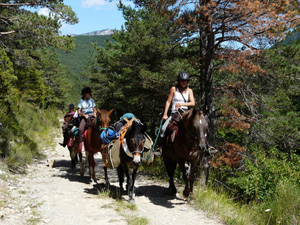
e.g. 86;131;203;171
39;0;132;35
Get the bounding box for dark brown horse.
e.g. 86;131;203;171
85;108;113;184
117;120;147;203
163;108;209;198
61;117;77;167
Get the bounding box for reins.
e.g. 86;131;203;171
145;119;163;161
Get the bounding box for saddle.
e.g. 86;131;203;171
165;112;181;145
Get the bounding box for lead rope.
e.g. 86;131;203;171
146;119;163;161
95;116;107;132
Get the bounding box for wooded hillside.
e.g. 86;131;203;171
56;35;111;104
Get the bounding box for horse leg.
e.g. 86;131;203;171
68;146;76;167
163;155;177;194
88;152;96;181
79;152;84;176
117;165;124;193
178;159;189;198
128;165;138;203
103;166;110;188
85;151;89;175
189;156;201;198
124;164;132;196
188;164;196;199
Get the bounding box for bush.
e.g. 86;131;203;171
224;147;300;202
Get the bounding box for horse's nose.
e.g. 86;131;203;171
199;139;206;151
133;153;141;165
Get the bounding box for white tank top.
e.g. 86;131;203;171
171;88;189;113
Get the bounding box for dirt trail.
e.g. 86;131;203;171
0;129;224;225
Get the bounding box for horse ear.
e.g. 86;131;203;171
192;108;198;116
108;109;114;115
97;108;101;114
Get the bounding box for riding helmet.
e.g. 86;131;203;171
177;72;190;81
68;103;75;109
81;87;92;96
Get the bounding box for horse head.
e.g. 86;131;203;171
96;108;113;130
125;120;147;166
182;108;209;151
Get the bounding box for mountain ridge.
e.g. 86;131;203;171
70;29;114;37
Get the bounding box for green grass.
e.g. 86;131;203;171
115;199;137;213
18;190;27;195
125;215;149;225
193;180;300;225
26;208;42;225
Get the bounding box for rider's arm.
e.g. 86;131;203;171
177;88;195;108
78;108;89;119
163;87;175;120
93;107;96;117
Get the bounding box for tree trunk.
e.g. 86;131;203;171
199;5;217;146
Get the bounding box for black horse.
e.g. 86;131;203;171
117;120;147;203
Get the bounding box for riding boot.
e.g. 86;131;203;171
59;142;66;148
59;137;67;147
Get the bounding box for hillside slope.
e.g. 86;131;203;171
56;35;111;104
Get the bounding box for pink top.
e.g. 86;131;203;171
64;111;75;118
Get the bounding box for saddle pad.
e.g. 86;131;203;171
122;138;133;158
102;139;121;169
143;133;153;151
142;133;154;167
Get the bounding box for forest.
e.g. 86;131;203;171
1;0;300;224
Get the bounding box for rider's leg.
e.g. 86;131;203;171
78;118;86;152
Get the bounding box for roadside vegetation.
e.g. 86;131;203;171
0;1;78;171
1;0;300;225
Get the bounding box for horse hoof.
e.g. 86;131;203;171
183;190;189;198
129;199;135;204
105;181;110;189
80;171;84;176
168;185;177;195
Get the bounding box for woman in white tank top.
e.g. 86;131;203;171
160;72;195;137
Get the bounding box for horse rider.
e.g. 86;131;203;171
78;87;97;152
59;103;75;147
160;72;195;139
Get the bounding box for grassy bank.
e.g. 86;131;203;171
0;102;61;172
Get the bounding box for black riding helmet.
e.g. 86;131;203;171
68;103;75;109
177;72;190;81
81;87;92;96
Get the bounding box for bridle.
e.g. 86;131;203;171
177;114;207;154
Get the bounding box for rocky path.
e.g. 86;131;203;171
0;130;224;225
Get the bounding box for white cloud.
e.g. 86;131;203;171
81;0;107;8
38;7;50;16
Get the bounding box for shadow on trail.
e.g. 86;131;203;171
84;182;123;200
53;158;92;185
136;184;186;209
53;156;186;208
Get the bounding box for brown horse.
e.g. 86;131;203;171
85;108;113;184
163;108;209;198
